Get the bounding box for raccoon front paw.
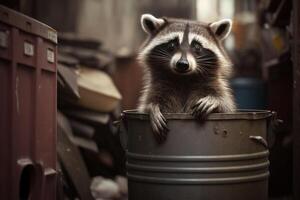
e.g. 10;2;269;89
191;96;219;119
149;105;169;142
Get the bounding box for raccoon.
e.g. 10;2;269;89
137;14;236;141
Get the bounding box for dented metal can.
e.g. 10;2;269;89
121;110;272;200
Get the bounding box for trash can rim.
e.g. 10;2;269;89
122;109;272;120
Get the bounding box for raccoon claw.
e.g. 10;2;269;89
192;96;219;119
149;107;169;142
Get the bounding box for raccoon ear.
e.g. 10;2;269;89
209;19;232;41
141;14;165;35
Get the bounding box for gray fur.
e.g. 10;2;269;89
137;14;236;141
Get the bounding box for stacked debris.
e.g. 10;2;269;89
56;33;127;200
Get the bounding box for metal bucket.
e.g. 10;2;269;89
121;110;273;200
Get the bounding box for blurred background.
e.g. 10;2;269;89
0;0;297;199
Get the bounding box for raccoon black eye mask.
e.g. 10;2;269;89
137;14;236;142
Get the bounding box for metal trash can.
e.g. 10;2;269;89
0;6;57;200
121;110;272;200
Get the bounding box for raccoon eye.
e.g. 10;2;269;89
166;39;178;52
191;41;203;53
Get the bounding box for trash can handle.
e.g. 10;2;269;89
267;111;283;148
249;136;268;148
117;113;128;151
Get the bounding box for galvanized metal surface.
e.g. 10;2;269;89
122;110;271;200
0;6;57;200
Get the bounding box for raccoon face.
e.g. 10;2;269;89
138;14;232;77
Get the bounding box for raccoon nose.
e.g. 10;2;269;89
176;59;189;72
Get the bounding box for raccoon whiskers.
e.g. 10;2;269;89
197;58;216;63
200;62;216;66
150;54;169;59
150;54;170;60
151;50;172;58
148;57;170;66
196;56;216;62
196;56;217;69
195;55;213;59
149;55;170;62
195;66;209;76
